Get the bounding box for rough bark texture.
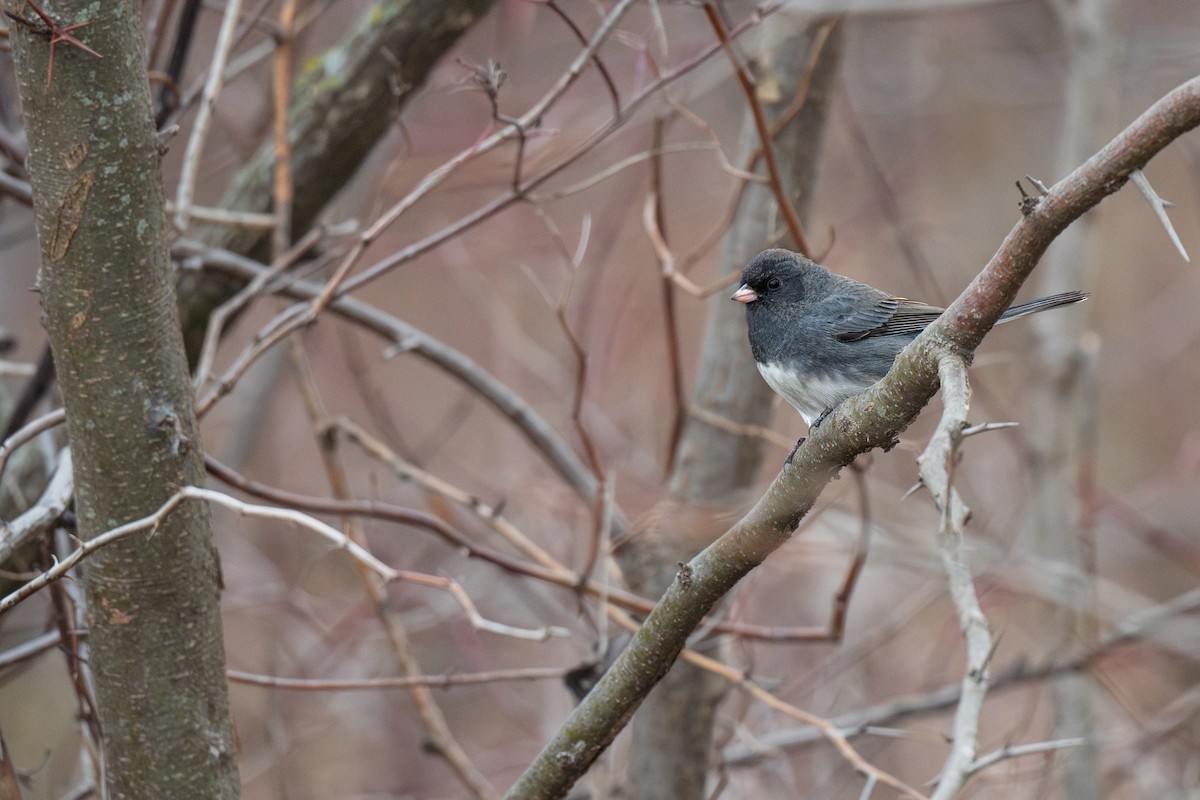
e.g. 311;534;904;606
617;20;844;800
177;0;500;360
6;1;239;797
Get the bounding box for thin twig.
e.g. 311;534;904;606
338;2;785;296
0;629;62;668
551;238;608;589
163;203;276;229
648;117;687;475
45;527;101;760
965;737;1087;777
685;402;794;450
299;0;642;310
725;586;1200;769
0;407;65;482
0;447;72;565
4;481;567;650
180;243;603;512
332;417;575;580
528;141;720;202
204;452;826;641
542;0;619;116
641;192;735;298
173;0;244;231
673;17;841;277
681;647;927;799
702;4;809;254
289;342;497;799
227;666;568;691
192;228;323;392
827;464;872;641
271;0;297;259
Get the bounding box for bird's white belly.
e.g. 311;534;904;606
756;362;863;427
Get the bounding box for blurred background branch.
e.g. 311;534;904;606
0;1;1198;798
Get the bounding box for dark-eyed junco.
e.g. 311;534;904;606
732;248;1087;427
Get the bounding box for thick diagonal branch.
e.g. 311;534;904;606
501;75;1200;800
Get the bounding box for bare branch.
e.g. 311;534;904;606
2;484;569;647
724;586;1200;764
175;243;606;520
289;347;499;800
966;738;1087;778
173;0;243;231
0;407;65;482
679;648;928;799
338;3;785;295
226;666;568;691
916;356;991;800
0;446;72;564
499;75;1200;800
702;3;809;253
0;629;62;668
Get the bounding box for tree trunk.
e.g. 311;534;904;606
1027;1;1118;796
7;1;239;796
176;0;500;361
618;19;844;800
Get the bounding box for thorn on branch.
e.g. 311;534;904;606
1024;175;1051;195
1130;168;1190;262
960;421;1019;438
7;0;103;88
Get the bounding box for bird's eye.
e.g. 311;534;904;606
766;277;782;291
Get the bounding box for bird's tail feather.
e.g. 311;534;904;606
998;291;1088;323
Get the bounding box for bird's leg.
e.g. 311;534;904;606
810;406;835;429
784;437;807;465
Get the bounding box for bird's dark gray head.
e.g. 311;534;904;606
731;249;837;315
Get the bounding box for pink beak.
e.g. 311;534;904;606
731;284;757;304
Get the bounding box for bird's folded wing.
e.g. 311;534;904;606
830;294;945;341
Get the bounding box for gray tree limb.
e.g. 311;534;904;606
500;74;1200;800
